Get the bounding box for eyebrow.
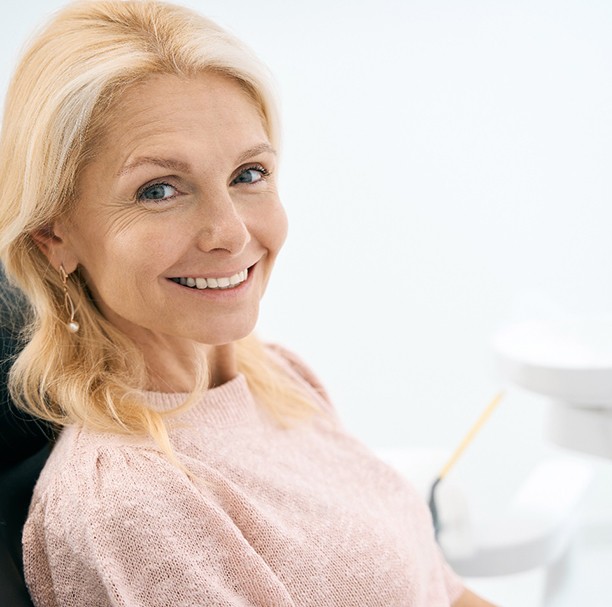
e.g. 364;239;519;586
117;143;276;177
117;157;190;176
235;142;276;164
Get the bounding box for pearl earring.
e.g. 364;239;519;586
59;264;79;333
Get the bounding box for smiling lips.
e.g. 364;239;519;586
171;268;249;290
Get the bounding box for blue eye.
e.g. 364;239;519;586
138;183;177;201
232;166;268;185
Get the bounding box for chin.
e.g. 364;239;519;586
192;317;258;346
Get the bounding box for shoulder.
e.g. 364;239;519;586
24;425;225;571
22;427;283;606
265;342;333;404
28;425;190;527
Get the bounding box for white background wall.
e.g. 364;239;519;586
3;1;612;604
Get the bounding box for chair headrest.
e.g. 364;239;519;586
0;269;54;470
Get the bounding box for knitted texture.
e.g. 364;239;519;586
23;346;464;606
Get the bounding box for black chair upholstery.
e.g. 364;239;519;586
0;445;51;606
0;271;54;607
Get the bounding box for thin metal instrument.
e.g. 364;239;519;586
429;390;505;538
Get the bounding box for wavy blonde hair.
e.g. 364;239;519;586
0;0;316;459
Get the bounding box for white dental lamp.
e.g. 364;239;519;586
494;319;612;461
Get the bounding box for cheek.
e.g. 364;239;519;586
259;203;288;257
251;204;287;295
112;225;180;264
71;219;181;302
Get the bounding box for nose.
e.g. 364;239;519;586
194;190;250;255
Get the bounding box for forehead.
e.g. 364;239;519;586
97;72;268;161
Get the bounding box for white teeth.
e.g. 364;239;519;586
176;267;249;290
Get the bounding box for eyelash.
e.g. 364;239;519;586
136;181;179;203
233;164;271;183
135;164;271;202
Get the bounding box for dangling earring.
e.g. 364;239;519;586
59;264;80;333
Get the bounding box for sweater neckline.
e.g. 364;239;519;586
142;373;258;427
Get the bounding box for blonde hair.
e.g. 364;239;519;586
0;0;315;458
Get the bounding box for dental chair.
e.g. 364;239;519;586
0;271;54;607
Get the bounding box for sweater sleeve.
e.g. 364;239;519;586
439;549;466;604
23;445;295;607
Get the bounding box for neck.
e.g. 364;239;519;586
144;341;238;392
207;344;239;388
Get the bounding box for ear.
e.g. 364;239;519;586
30;221;79;274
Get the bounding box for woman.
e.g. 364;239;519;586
0;1;494;605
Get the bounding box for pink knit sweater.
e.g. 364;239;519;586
23;346;464;606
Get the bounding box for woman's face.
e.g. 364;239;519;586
48;73;287;364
